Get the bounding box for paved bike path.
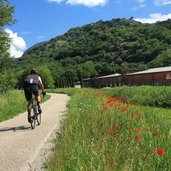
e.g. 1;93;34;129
0;93;69;171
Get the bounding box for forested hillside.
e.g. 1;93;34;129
13;18;171;88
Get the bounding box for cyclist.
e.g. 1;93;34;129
24;69;46;123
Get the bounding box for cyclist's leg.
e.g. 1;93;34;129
32;85;42;114
24;87;32;122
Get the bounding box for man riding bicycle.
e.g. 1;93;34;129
24;69;46;123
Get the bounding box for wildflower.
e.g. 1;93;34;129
156;148;165;155
145;128;149;131
109;127;114;135
107;98;115;104
109;103;113;107
127;100;132;105
126;138;133;142
138;128;143;131
120;96;125;102
127;120;132;124
135;135;141;140
115;103;121;107
102;104;108;109
117;124;121;129
154;131;159;135
134;111;138;115
137;115;143;120
115;134;121;139
122;105;129;112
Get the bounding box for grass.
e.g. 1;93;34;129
46;88;171;171
0;90;50;122
1;87;171;170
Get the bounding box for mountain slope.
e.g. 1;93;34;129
15;18;171;85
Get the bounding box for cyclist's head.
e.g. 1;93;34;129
30;69;37;74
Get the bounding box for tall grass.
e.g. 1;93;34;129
0;90;27;122
47;88;171;171
106;86;171;108
0;90;50;122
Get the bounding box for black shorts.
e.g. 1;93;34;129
24;85;39;101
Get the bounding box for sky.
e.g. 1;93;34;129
5;0;171;58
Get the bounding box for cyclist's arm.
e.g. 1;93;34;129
38;76;45;92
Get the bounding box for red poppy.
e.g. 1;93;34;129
134;111;138;115
127;120;132;124
117;124;121;129
127;100;132;105
138;128;143;131
109;103;113;107
115;103;121;107
107;98;115;104
102;104;108;109
109;127;114;134
122;105;129;112
137;115;143;120
120;96;125;102
115;134;121;139
145;128;149;131
154;131;159;135
156;148;165;155
135;135;141;140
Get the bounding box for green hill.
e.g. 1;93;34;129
14;18;171;87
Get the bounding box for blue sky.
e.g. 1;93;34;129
5;0;171;58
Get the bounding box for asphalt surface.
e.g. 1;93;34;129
0;93;69;171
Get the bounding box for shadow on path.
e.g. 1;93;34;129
0;125;31;132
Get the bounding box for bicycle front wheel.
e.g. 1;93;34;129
36;113;41;125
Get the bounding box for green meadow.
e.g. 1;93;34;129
1;87;171;170
0;90;49;122
47;87;171;171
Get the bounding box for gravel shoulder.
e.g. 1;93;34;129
0;93;69;171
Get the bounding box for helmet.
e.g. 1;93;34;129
30;69;37;74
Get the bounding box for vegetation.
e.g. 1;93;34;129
1;0;171;90
0;90;26;121
107;86;171;108
11;18;171;88
47;88;171;171
0;90;50;122
0;0;15;93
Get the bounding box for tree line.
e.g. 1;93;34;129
1;0;171;92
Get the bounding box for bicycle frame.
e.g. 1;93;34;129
29;96;40;129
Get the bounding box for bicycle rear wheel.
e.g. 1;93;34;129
30;107;36;129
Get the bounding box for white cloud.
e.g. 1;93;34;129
5;28;27;58
134;13;171;23
48;0;108;7
155;0;171;6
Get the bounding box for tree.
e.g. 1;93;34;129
78;61;97;78
0;0;15;92
37;66;55;89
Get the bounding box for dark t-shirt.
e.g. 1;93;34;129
24;74;42;87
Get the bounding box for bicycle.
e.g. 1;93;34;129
28;93;45;129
